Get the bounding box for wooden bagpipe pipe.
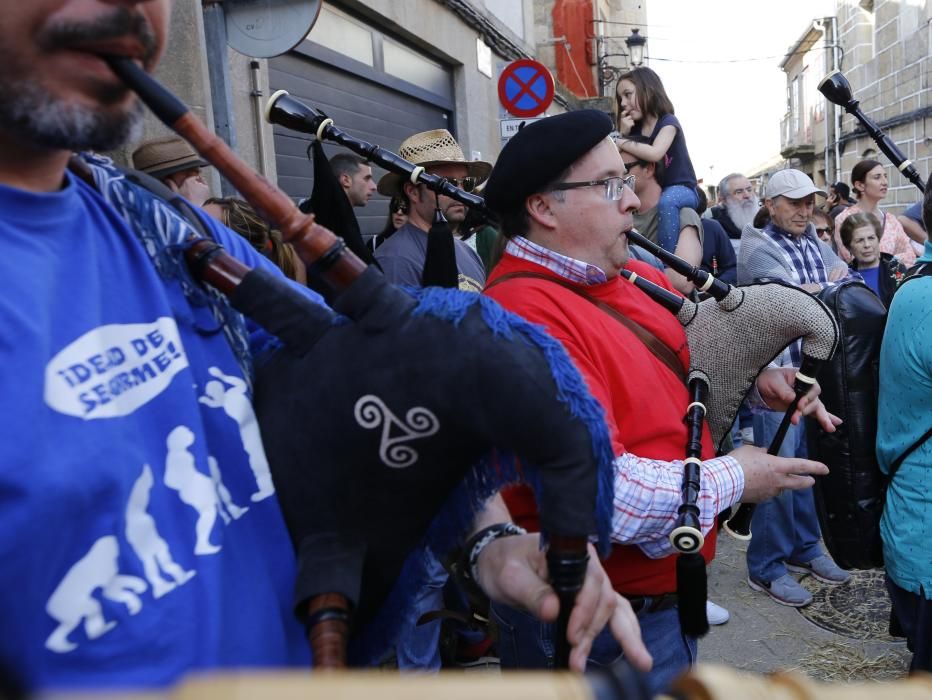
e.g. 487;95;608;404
261;89;842;636
106;57;617;670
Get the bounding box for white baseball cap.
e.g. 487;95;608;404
765;169;827;200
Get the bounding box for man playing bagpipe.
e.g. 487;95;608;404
482;110;837;695
0;0;646;692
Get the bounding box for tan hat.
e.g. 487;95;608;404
132;136;208;180
377;129;492;196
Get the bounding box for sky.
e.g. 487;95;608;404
643;0;835;186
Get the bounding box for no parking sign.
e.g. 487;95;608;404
498;59;555;118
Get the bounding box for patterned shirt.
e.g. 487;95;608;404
505;235;608;285
756;222;850;367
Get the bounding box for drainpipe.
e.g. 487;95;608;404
202;0;237;196
831;16;842;181
249;60;268;177
814;18;831;185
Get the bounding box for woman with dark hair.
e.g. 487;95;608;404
833;159;918;268
825;181;853;220
367;194;408;253
839;212;906;307
203;197;306;283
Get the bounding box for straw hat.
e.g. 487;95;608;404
377;129;492;196
132;135;208;180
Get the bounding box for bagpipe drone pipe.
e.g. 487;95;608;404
259;89;841;637
805;70;927;570
106;58;615;669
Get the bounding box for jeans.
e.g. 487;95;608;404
491;601;696;697
657;185;700;254
746;411;823;583
394;550;446;670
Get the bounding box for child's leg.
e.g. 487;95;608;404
657;185;700;254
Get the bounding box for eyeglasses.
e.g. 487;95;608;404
549;175;636;201
814;226;832;234
444;176;479;192
392;204;409;215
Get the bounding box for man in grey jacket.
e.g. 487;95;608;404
737;170;852;607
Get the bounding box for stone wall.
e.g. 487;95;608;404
836;0;932;210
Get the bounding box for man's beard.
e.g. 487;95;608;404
725;197;759;231
0;6;153;152
0;78;144;152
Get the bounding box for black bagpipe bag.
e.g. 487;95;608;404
806;279;888;570
230;266;615;663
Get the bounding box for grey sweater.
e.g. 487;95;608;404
737;223;849;286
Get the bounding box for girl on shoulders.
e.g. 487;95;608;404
614;67;698;255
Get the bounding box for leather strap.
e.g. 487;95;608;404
486;271;687;383
624;592;678;615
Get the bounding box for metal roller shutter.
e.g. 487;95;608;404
269;51;452;238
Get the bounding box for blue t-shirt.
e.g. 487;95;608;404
878;242;932;597
858;265;881;297
901;201;924;226
0;171;316;690
375;223;486;292
638;113;697;189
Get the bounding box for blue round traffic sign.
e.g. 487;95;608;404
498;59;555;118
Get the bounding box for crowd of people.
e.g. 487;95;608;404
2;1;931;696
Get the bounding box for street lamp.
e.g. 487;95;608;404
625;28;646;67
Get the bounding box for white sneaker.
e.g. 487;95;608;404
706;600;730;625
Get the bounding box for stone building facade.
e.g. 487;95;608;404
777;0;931;212
834;0;931;210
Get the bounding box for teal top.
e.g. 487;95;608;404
878;240;932;597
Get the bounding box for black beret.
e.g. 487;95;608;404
484;109;614;215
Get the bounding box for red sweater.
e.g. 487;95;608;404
485;254;717;595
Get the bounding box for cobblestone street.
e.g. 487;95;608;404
701;534;911;682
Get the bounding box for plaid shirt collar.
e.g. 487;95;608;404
505;235;608;285
761;222;828;286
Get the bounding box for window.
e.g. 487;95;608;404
306;5;374;67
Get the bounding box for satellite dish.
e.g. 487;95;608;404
224;0;322;58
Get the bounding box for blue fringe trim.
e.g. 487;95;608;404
351;286;616;665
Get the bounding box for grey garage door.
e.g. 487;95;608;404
269;51;453;238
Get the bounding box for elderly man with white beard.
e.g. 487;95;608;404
710;173;758;256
